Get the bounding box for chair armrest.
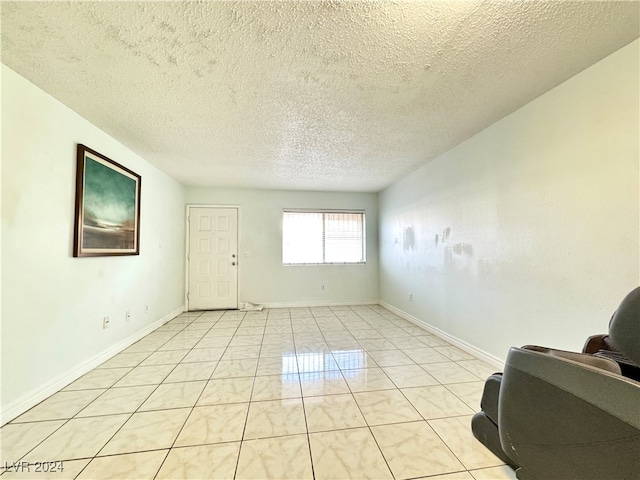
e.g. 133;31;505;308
522;345;621;375
582;334;616;354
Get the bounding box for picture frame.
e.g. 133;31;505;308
73;144;141;257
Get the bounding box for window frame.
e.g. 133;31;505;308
282;209;366;266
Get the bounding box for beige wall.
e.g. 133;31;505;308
379;40;639;363
186;187;379;307
1;66;186;423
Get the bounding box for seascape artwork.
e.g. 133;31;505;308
73;145;141;256
82;157;136;249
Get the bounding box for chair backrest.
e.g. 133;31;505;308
609;287;640;366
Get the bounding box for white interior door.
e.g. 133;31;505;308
188;207;238;310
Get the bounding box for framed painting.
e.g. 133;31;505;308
73;144;141;257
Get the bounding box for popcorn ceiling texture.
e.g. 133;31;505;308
1;1;638;192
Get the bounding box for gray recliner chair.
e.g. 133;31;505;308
472;287;640;479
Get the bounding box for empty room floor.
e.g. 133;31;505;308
1;305;516;480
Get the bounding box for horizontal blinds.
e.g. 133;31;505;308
323;212;364;263
283;211;365;264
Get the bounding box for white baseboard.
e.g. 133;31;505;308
1;305;184;426
259;299;379;309
378;301;505;370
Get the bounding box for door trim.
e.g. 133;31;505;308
185;204;241;311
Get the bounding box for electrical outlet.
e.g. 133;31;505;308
103;316;110;329
321;285;325;290
126;310;131;322
145;305;149;313
409;292;413;301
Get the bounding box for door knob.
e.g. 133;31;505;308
232;262;236;266
232;254;236;258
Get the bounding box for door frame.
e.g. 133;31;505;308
184;204;241;311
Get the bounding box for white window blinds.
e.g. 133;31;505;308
283;211;365;265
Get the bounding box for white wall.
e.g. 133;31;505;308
186;187;379;306
1;66;186;423
379;40;639;363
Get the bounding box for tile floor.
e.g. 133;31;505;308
1;305;517;480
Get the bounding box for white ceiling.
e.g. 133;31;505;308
2;1;638;192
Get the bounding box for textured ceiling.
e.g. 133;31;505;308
2;1;639;192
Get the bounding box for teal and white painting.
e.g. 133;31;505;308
74;145;141;256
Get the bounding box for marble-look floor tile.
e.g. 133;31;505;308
221;345;261;360
76;385;156;417
98;352;150;368
0;420;65;463
259;343;296;357
139;349;189;366
256;356;298;376
76;450;167;480
158;338;200;351
184;321;215;329
457;360;499;380
243;398;306;440
211;359;258;379
402;385;475;419
299;371;350;397
309;427;393;480
416;472;474;480
353;389;421;426
366;349;414;367
181;347;225;363
229;334;264;347
390;337;435;350
1;459;90;479
263;330;293;340
196;337;233;348
350;329;384;340
155;442;240;480
138;381;206;411
156;323;188;332
444;382;485;411
12;389;105;422
421;362;482;384
382;364;440;388
236;434;313;480
251;374;301;401
304;394;367;433
429;416;505;470
376;328;410;338
470;465;517;479
175;403;248;446
63;368;132;391
332;349;378;370
328;341;366;353
235;326;265;336
416;335;451;347
198;377;254;405
357;338;398;351
342;367;396;392
99;408;190;455
292;325;321;334
403;347;452;364
113;364;174;387
296;352;340;372
163;362;217;383
434;346;475;361
23;415;129;462
372;421;465;479
402;326;429;335
295;344;332;356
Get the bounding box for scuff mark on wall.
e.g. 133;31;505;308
403;226;415;252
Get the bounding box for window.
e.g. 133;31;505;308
283;210;365;265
